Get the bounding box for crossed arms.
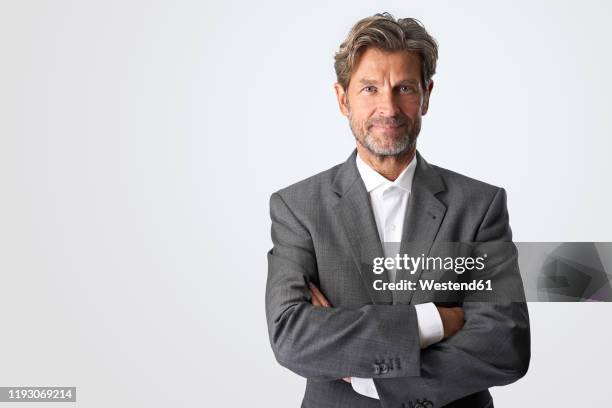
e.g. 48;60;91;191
265;190;531;406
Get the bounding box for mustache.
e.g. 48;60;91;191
367;115;410;127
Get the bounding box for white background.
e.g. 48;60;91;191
1;0;611;406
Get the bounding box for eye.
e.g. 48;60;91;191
362;86;377;93
399;85;416;94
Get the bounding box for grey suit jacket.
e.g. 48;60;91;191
265;150;530;408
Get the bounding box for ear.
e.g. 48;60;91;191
334;83;350;117
421;80;434;115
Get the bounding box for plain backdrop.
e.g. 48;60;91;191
1;0;611;406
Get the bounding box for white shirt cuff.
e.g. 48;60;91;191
414;302;444;348
351;377;379;399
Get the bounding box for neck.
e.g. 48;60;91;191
356;143;416;181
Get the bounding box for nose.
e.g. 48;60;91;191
376;89;400;117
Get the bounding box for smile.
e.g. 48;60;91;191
373;124;403;129
371;124;405;132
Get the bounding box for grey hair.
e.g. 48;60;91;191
334;12;438;91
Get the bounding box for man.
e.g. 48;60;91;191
265;13;530;408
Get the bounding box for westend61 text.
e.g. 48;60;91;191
373;279;493;291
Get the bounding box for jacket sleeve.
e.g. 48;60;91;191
373;188;531;408
265;192;422;381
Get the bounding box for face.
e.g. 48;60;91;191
335;48;433;157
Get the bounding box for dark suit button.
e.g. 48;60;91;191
412;398;433;408
372;364;380;375
379;363;388;374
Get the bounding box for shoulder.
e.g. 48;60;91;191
423;159;512;240
269;160;344;212
432;163;502;199
426;161;510;234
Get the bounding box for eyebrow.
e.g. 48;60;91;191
358;78;419;86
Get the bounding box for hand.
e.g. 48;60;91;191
308;283;350;384
436;306;465;339
308;282;332;307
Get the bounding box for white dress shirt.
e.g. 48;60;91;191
351;152;444;399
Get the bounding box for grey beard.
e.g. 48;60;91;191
361;131;417;156
349;118;420;157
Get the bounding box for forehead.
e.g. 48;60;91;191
350;48;422;81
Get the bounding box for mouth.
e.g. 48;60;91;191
371;124;405;133
373;124;403;129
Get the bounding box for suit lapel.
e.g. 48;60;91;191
332;150;393;305
331;150;447;305
394;152;447;305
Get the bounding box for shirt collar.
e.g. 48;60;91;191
355;151;417;193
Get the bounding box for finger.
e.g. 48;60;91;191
309;288;321;306
310;289;322;306
342;377;351;383
308;283;325;306
310;286;327;307
309;283;332;307
313;284;331;307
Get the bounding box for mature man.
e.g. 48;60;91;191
265;13;530;408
